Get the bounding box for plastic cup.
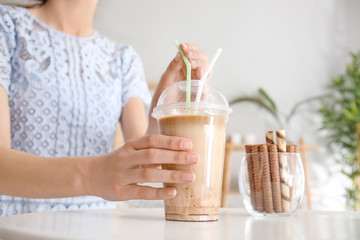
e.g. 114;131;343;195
152;80;232;221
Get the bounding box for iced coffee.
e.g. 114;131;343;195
152;80;231;221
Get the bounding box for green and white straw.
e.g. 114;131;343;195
175;40;191;103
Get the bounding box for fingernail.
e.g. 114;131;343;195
180;141;191;150
183;172;195;182
167;189;176;197
188;153;198;163
182;43;187;49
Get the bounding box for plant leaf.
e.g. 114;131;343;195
286;93;332;123
258;88;277;111
229;96;279;121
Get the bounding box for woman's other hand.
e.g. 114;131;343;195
84;134;198;201
147;43;209;134
161;43;209;88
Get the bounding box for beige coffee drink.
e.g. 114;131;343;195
152;80;231;222
160;115;227;221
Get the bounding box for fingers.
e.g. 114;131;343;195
132;149;198;167
164;52;184;78
166;43;208;80
130;134;192;151
196;66;213;81
174;52;182;64
184;48;208;62
180;43;198;52
139;164;162;169
189;59;209;70
180;43;207;61
124;185;177;200
125;168;196;185
180;43;209;79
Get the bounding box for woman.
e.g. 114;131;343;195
0;0;209;217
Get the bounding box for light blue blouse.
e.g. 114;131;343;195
0;5;151;217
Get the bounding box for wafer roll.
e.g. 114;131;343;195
287;145;295;201
268;144;282;213
291;145;299;171
276;130;291;212
286;145;295;174
287;145;299;201
286;145;297;177
294;145;299;153
259;144;274;213
294;145;299;199
245;145;256;209
251;145;264;212
266;131;275;145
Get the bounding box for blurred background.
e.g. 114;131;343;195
94;0;360;210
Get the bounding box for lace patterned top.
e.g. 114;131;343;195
0;5;151;217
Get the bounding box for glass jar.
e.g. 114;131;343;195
239;152;305;216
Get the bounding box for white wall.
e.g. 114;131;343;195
94;0;360;210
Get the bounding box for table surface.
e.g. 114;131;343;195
0;208;359;240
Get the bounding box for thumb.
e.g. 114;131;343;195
166;52;183;74
158;53;184;91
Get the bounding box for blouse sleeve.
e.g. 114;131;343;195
0;6;16;95
120;45;151;108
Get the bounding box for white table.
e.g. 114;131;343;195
0;208;359;240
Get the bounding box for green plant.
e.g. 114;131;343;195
230;88;280;124
230;88;328;130
319;51;360;210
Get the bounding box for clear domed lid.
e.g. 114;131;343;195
152;80;232;120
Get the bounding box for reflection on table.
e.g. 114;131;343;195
0;208;359;240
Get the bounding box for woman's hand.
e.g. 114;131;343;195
147;43;209;134
160;43;209;90
84;134;198;201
